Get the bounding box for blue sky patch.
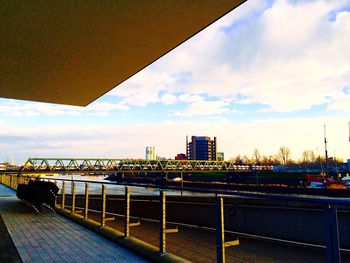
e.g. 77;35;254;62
342;86;350;95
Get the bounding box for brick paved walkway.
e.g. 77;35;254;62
0;184;149;263
0;214;22;263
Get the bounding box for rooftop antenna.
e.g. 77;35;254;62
324;124;328;176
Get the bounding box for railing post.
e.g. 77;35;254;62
15;175;18;189
325;206;341;263
71;182;76;214
160;190;166;254
9;174;13;188
101;184;106;228
61;181;66;210
216;196;225;263
158;189;178;255
181;172;183;196
84;183;89;220
125;186;130;238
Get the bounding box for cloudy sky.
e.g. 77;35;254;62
1;0;350;163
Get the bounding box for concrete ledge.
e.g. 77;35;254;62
55;207;190;263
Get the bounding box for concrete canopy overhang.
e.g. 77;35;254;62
0;1;245;106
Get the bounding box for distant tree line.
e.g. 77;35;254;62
230;146;343;166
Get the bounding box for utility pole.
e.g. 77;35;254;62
324;124;328;177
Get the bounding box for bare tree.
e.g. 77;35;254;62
242;155;252;164
252;148;261;164
260;155;273;165
270;155;280;165
278;146;291;165
271;155;278;164
231;155;243;164
334;157;343;163
301;150;317;163
260;155;268;165
309;150;317;163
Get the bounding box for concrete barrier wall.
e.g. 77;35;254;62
60;194;350;248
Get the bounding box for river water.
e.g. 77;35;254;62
43;174;213;196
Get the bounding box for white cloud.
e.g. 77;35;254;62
175;97;230;117
120;92;159;106
262;0;331;51
327;91;350;111
178;94;202;103
109;70;173;98
0;100;128;117
2;116;350;164
160;93;177;105
107;0;350;113
86;102;129;112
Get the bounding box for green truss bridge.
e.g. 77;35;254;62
13;158;274;174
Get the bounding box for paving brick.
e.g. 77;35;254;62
0;184;149;263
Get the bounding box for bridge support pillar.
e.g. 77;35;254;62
325;206;341;263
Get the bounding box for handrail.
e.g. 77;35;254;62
39;176;350;206
1;173;346;263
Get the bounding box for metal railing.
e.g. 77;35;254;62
0;173;28;189
0;173;348;263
